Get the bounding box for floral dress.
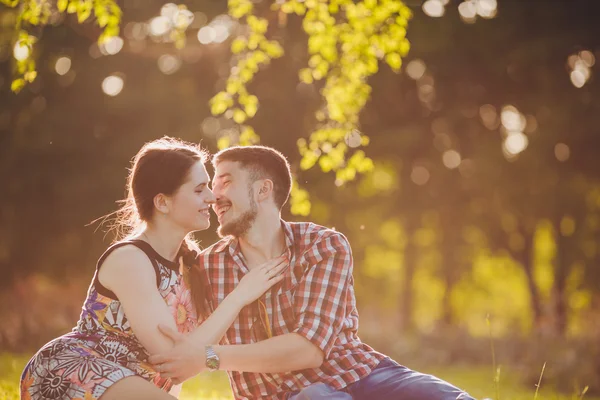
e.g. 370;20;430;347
20;240;199;400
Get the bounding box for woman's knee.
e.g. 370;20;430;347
100;376;176;400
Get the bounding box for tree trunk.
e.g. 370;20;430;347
553;223;569;337
516;231;544;333
400;219;417;334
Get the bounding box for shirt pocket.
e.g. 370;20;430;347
271;288;296;335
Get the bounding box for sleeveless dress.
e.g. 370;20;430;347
19;240;199;400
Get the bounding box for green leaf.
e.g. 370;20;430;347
10;78;26;93
57;0;68;12
217;136;231;150
262;41;284;58
244;102;258;118
24;71;37;82
385;52;402;71
97;14;109;27
226;80;241;95
231;37;247;54
67;2;77;14
299;68;314;84
233;109;247;124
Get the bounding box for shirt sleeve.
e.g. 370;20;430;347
292;232;353;358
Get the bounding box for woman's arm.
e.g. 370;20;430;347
185;255;288;346
98;246;181;354
99;246;287;359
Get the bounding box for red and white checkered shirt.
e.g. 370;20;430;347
198;220;386;399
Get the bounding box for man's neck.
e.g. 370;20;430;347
238;211;286;269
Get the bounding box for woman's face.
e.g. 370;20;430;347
166;161;215;232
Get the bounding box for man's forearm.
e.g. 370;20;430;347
213;333;324;373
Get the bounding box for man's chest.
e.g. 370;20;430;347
204;256;304;344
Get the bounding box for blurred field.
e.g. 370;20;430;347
1;353;596;400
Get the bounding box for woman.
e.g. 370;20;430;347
20;137;287;400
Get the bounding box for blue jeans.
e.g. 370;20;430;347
288;358;475;400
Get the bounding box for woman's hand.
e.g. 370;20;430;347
232;255;288;306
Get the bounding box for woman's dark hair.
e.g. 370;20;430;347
111;136;210;318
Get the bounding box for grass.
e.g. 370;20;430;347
2;353;597;400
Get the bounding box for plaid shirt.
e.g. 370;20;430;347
198;220;386;400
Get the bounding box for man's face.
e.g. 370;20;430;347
212;160;258;238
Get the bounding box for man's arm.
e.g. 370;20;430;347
214;333;323;373
152;232;353;379
214;232;353;372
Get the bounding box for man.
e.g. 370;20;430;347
150;146;474;400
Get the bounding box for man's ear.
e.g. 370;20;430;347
153;193;170;215
257;179;274;202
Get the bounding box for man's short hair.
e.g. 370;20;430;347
212;146;292;210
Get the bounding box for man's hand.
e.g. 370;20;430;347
149;324;206;384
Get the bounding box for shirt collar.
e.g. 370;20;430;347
214;219;295;258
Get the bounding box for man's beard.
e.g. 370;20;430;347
217;197;258;238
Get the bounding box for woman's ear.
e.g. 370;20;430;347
153;193;170;215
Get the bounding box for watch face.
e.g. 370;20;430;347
206;356;219;370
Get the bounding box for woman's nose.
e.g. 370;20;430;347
205;188;216;203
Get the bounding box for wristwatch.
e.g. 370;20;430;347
205;345;220;371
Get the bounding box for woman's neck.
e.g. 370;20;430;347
137;223;186;262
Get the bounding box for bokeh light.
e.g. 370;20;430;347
13;41;30;61
158;54;181;75
442;150;462;169
149;16;171;36
100;36;124;55
102;75;124;96
476;0;498;19
503;131;528;156
501;105;526;132
568;50;593;88
173;9;194;30
423;0;445;17
55;56;71;76
555;143;570;162
213;24;230;44
345;130;362;148
160;3;179;20
198;26;216;44
479;104;498;130
406;59;426;80
411;166;430;185
458;1;477;20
